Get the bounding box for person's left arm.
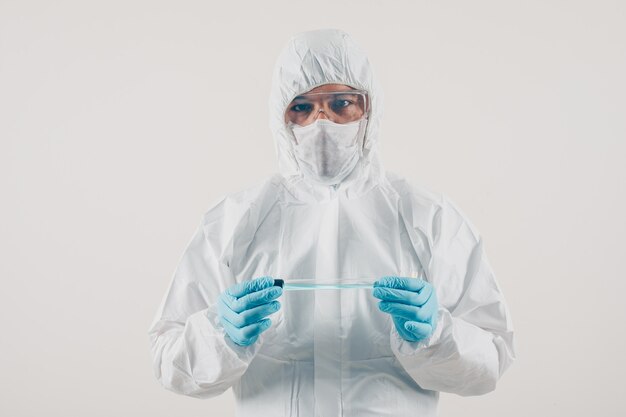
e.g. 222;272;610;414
374;196;516;396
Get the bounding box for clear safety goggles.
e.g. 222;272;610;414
285;90;369;127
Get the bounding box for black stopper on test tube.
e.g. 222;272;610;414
273;278;284;288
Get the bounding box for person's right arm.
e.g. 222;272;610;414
148;200;280;399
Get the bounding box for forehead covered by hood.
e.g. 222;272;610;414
268;29;384;178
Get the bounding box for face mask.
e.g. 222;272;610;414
291;118;367;186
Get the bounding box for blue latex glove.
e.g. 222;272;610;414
372;276;439;343
218;276;283;346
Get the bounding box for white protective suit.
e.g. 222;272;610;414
148;29;516;417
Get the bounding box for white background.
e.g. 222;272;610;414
2;0;625;415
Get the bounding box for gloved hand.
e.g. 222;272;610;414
218;276;283;346
372;276;439;343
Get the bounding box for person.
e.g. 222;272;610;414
148;28;515;417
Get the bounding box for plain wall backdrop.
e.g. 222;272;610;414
2;0;625;416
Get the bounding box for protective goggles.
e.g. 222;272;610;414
285;90;369;127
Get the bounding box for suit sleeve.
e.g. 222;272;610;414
147;200;262;399
391;195;516;396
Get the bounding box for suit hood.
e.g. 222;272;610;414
268;29;385;197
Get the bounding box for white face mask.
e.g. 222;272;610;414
291;118;367;186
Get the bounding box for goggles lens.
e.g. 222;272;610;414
285;90;368;126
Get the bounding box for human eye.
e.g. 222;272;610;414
290;102;312;113
331;98;353;112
